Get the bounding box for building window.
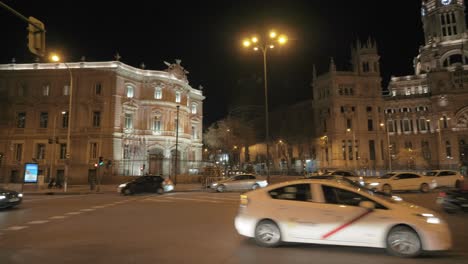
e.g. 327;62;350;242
368;119;374;131
63;84;70;96
17;112;26;128
366;106;372;112
126;85;134;98
95;83;102;95
89;142;98;159
124;113;133;129
192;125;197;139
342;140;346;160
59;144;67;159
191;103;197;114
446;141;452;158
39;112;48;128
62;111;69;128
369;140;376;161
36;143;46;160
419;118;428;131
123;144;130;159
387;120;395;133
18;84;25;96
93;111;101;127
175;91;181;103
348;140;353;160
154;87;162;99
442;116;449;128
421;140;431;160
362;62;370;72
14;143;23;162
404;141;413;150
402;119;411;133
346;119;352;129
153;118;162;134
42;84;50;96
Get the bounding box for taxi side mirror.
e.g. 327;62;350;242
359;201;375;210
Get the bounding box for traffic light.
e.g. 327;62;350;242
98;156;104;166
27;16;46;57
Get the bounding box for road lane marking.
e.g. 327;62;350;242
194;196;239;201
27;220;49;225
49;216;67;219
92;205;106;209
6;226;28;231
80;208;95;212
165;197;221;203
66;212;82;215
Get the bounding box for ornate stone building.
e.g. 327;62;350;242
0;60;204;184
242;0;468;174
385;0;468;170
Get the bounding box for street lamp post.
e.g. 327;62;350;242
346;128;357;172
380;122;392;171
49;111;65;185
174;105;180;185
50;54;72;192
242;31;288;183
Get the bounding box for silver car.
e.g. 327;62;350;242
210;174;268;192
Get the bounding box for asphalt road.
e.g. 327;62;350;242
0;190;467;264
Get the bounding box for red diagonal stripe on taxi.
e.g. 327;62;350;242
321;209;372;239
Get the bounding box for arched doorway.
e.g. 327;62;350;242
148;148;164;175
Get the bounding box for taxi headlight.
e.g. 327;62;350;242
18;193;23;197
369;182;380;186
0;195;6;199
211;183;218;187
118;183;127;188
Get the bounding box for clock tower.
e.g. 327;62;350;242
421;0;466;44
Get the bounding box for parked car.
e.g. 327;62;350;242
118;175;174;195
210;174;268;192
364;172;437;194
0;188;23;209
423;170;464;188
234;179;452;258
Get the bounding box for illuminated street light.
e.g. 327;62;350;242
242;30;288;183
49;53;73;192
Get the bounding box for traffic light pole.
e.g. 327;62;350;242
0;1;46;57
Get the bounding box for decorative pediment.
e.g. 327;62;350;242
163;60;189;83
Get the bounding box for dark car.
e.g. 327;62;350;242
118;175;174;195
0;188;23;209
437;181;468;213
304;175;392;197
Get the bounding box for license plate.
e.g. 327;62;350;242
9;198;19;202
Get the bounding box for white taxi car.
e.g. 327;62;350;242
423;170;464;188
364;172;437;194
234;179;451;258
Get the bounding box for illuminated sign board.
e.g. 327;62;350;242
24;163;39;183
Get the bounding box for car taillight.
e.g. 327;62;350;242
438;192;446;197
240;194;249;207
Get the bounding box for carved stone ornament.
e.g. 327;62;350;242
163;60;189;82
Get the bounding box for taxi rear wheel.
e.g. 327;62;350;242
254;220;281;247
386;226;422;258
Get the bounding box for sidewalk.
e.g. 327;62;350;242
17;183;204;196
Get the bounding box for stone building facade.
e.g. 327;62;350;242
0;60;204;184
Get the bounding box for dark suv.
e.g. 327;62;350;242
118;175;174;195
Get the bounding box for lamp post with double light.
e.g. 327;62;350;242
50;54;73;192
242;30;288;183
380;122;392;171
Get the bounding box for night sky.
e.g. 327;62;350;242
1;0;442;128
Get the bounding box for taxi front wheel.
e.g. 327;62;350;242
254;220;281;247
386;226;422;258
